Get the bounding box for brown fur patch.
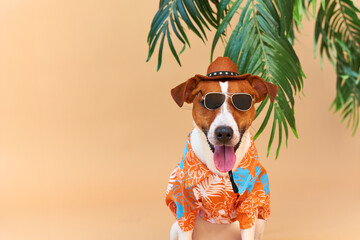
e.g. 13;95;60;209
191;80;257;134
192;81;222;133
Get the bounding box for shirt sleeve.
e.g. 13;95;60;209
165;166;200;232
236;166;270;229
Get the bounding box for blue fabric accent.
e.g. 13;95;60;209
260;173;270;195
176;202;184;219
247;166;262;193
247;178;255;192
232;168;251;194
179;160;184;169
233;165;264;194
255;165;261;174
179;139;189;169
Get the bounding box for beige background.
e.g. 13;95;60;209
0;1;359;239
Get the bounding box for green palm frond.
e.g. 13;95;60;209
220;0;304;158
314;0;360;134
291;0;313;43
147;0;227;70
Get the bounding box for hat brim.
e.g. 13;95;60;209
194;73;251;81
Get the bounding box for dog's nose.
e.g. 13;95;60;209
215;126;233;144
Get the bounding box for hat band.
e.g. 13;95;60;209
207;71;239;77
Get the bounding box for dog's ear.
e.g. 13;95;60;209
248;76;278;103
171;77;201;107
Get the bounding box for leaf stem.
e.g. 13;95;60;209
250;0;271;80
338;0;358;47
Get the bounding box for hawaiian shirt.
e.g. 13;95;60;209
165;132;270;232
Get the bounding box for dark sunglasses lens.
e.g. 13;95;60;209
204;93;226;110
232;94;253;110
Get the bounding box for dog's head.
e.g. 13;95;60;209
171;75;277;173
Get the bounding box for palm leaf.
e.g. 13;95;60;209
314;0;360;134
147;0;223;70
222;0;303;158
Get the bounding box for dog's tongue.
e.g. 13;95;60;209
213;146;236;173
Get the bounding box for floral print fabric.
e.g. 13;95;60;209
165;132;270;231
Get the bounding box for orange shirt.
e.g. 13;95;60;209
165;133;270;231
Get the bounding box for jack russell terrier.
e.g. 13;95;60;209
166;57;278;240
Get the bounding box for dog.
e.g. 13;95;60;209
166;57;278;240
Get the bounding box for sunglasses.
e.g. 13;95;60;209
201;92;254;111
